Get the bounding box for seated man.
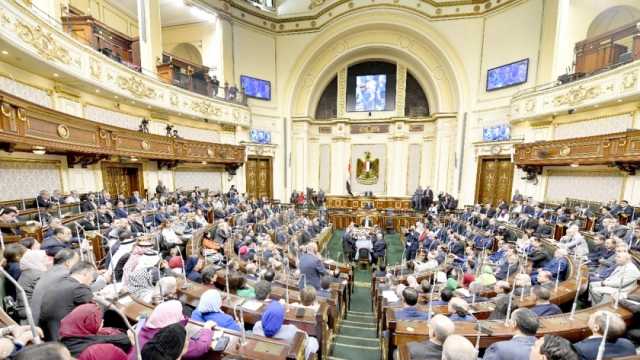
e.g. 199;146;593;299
395;287;430;320
532;248;568;284
442;334;476;360
447;297;476;321
589;252;640;304
428;288;453;306
530;286;562;316
255;280;272;301
42;226;73;257
574;311;636;360
317;276;332;298
530;335;579;360
495;254;519;280
407;314;455;360
537;271;555;290
373;264;387;278
483;308;539;360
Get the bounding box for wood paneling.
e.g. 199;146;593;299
0;91;245;165
475;157;514;206
101;162;143;198
574;21;640;75
246;156;272;200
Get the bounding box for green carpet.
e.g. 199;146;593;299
323;230;403;360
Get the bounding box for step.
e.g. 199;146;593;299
341;319;376;327
334;335;380;347
338;325;377;338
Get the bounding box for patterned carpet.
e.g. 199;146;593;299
323;230;403;360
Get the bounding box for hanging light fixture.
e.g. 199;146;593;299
32;146;46;155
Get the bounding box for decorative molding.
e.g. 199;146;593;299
350;124;389;134
396;64;407;115
336;67;347;119
0;90;245;165
0;1;251;127
511;60;640;122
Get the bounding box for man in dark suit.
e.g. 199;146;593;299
574;311;636;360
39;261;95;341
81;193;98;212
483;308;539;360
36;190;52;208
114;201;128;219
129;190;143;205
298;243;327;290
372;234;386;265
530;286;562;316
394;288;430;320
42;226;73;257
407;314;454;360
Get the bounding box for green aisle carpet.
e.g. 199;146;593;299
323;230;403;360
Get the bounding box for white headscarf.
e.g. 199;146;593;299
196;289;222;314
19;250;49;272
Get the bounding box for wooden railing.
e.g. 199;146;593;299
575;20;640;75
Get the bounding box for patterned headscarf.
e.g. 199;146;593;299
122;245;147;285
128;267;155;300
196;289;222;314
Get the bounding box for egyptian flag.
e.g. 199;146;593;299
346;161;354;196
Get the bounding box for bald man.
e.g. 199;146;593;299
574;311;636;360
442;334;476;360
589;252;640;304
407;314;455;360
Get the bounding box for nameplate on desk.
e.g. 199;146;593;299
118;295;133;305
242;299;263;311
254;341;287;355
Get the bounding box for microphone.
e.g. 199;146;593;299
0;267;40;344
595;312;611;360
93;295;141;360
175;246;190;289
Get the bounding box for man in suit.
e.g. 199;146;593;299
129;190;143;205
483;308;539;360
530;286;562;316
394;287;430;320
114;200;128;219
39;261;95;341
532;248;568;284
407;314;454;360
559;225;589;258
155;180;167;197
574;311;636;360
298;243;327;290
589;252;640;304
42;226;73;257
36;190;52;208
372;233;386;265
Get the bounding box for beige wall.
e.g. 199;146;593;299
68;0;139;37
162;22;217;67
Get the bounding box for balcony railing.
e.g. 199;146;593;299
575;21;640;76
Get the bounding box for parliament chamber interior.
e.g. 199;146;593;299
2;0;640;359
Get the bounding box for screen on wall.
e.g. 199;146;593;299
240;75;271;100
486;59;529;91
482;124;511;142
355;74;387;111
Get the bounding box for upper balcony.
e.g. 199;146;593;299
0;0;250;127
511;20;640;122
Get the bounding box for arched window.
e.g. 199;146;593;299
587;6;640;39
315;76;337;120
170;43;203;65
404;72;429;117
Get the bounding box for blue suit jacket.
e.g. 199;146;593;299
114;208;128;219
542;257;568;281
483;335;537;360
574;337;636;360
394;306;430;321
531;303;562;316
298;253;327;290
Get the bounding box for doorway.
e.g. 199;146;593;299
474;156;514;206
245;156;273;200
101;162;144;198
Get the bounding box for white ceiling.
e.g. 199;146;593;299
108;0;215;27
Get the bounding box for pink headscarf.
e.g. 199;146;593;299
146;300;184;329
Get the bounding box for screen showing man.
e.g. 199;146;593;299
355;74;386;111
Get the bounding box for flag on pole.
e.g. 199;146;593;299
346;161;353;196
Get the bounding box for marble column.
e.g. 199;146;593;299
136;0;163;77
433;118;455;193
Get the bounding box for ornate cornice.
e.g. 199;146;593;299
207;0;523;34
0;0;251;127
0;90;245;164
510;60;640;122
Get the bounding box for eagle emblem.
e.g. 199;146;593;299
356;151;379;185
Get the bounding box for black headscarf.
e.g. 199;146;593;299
141;323;187;360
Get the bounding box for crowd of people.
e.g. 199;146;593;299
0;183;339;359
372;190;640;360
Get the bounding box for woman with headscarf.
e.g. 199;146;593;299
141;323;188;360
58;303;131;357
477;265;497;288
133;300;212;360
78;343;128;360
252;301;319;359
190;289;240;331
17;249;50;318
462;273;475;288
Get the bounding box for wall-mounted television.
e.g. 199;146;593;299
355;74;387;111
240;75;271;100
483;124;511;142
486;59;529;91
250;129;271;144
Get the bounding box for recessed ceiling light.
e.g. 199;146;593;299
201;161;207;165
53;73;59;77
594;104;598;108
95;89;100;93
114;95;119;99
131;101;136;104
1;50;8;55
32;146;46;155
130;157;138;161
570;163;579;168
617;99;623;102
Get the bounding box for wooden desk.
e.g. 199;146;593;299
111;292;305;360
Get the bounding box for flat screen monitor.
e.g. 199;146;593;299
486;59;529;91
483;124;511;142
240;75;271;100
250;129;271;144
355;74;387;111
